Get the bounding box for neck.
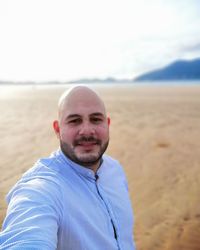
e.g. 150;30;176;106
81;158;102;173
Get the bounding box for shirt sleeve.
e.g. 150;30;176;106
0;178;62;250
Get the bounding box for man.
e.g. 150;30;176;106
0;86;136;249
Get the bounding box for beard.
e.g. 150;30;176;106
60;136;109;168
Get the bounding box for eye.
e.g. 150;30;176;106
90;117;103;124
68;118;82;125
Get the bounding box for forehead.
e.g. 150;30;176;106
60;88;106;118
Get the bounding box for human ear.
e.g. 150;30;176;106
107;117;111;126
53;120;60;138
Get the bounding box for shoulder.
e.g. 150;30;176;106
22;150;64;179
100;154;127;180
6;151;64;207
7;176;63;209
102;154;125;172
100;154;129;189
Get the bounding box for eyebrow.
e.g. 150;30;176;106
90;112;104;117
65;112;104;120
65;114;81;120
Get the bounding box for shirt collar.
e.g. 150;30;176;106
58;149;103;180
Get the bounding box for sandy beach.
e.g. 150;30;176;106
1;84;200;250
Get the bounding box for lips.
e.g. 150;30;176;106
77;142;98;146
75;142;99;152
74;137;101;148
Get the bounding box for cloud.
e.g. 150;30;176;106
180;42;200;53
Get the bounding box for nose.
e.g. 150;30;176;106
78;121;95;136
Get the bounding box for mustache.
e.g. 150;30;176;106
74;136;101;146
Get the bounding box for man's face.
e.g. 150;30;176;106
54;91;110;169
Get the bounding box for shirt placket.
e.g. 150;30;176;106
94;175;122;250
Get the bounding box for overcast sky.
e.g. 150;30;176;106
0;0;199;81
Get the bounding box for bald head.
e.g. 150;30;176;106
58;86;106;120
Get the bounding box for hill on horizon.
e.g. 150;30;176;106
134;58;200;81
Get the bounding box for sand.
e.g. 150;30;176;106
0;84;200;250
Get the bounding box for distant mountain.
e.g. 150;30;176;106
68;77;132;84
0;78;132;85
68;77;117;84
134;58;200;81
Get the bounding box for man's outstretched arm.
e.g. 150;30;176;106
0;178;62;250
